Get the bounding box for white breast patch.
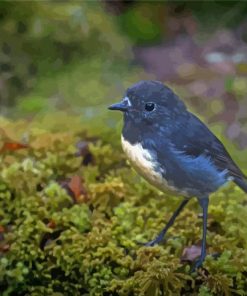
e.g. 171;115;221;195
121;135;179;194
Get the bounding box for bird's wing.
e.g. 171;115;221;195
171;113;245;180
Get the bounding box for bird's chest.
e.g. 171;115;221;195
121;135;176;193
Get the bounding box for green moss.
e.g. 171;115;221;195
0;113;246;296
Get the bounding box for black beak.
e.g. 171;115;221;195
108;100;129;112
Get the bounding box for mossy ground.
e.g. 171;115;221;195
1;2;247;295
0;113;246;296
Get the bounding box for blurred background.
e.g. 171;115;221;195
0;0;247;159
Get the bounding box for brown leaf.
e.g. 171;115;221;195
59;175;88;203
0;244;10;252
47;220;56;229
181;244;202;262
68;175;82;198
0;142;28;153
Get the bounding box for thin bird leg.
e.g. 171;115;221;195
192;196;209;271
145;198;189;246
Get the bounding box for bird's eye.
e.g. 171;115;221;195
145;102;155;112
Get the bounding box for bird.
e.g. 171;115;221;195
108;80;247;270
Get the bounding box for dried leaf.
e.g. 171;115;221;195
47;220;56;229
0;142;28;153
181;244;202;262
69;175;82;198
0;244;10;252
60;175;88;203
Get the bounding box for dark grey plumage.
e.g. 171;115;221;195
108;80;247;270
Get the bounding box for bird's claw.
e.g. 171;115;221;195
191;252;221;272
135;240;156;246
191;257;205;272
135;236;164;247
144;240;157;247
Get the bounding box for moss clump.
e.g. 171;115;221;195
0;113;247;296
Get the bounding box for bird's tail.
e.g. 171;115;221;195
234;178;247;193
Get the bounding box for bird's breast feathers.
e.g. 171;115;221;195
121;134;229;197
121;135;187;195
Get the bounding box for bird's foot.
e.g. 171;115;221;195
191;252;221;272
137;234;165;247
191;256;205;272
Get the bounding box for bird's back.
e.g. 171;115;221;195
123;111;246;198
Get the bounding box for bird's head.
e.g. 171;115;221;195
108;80;187;127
